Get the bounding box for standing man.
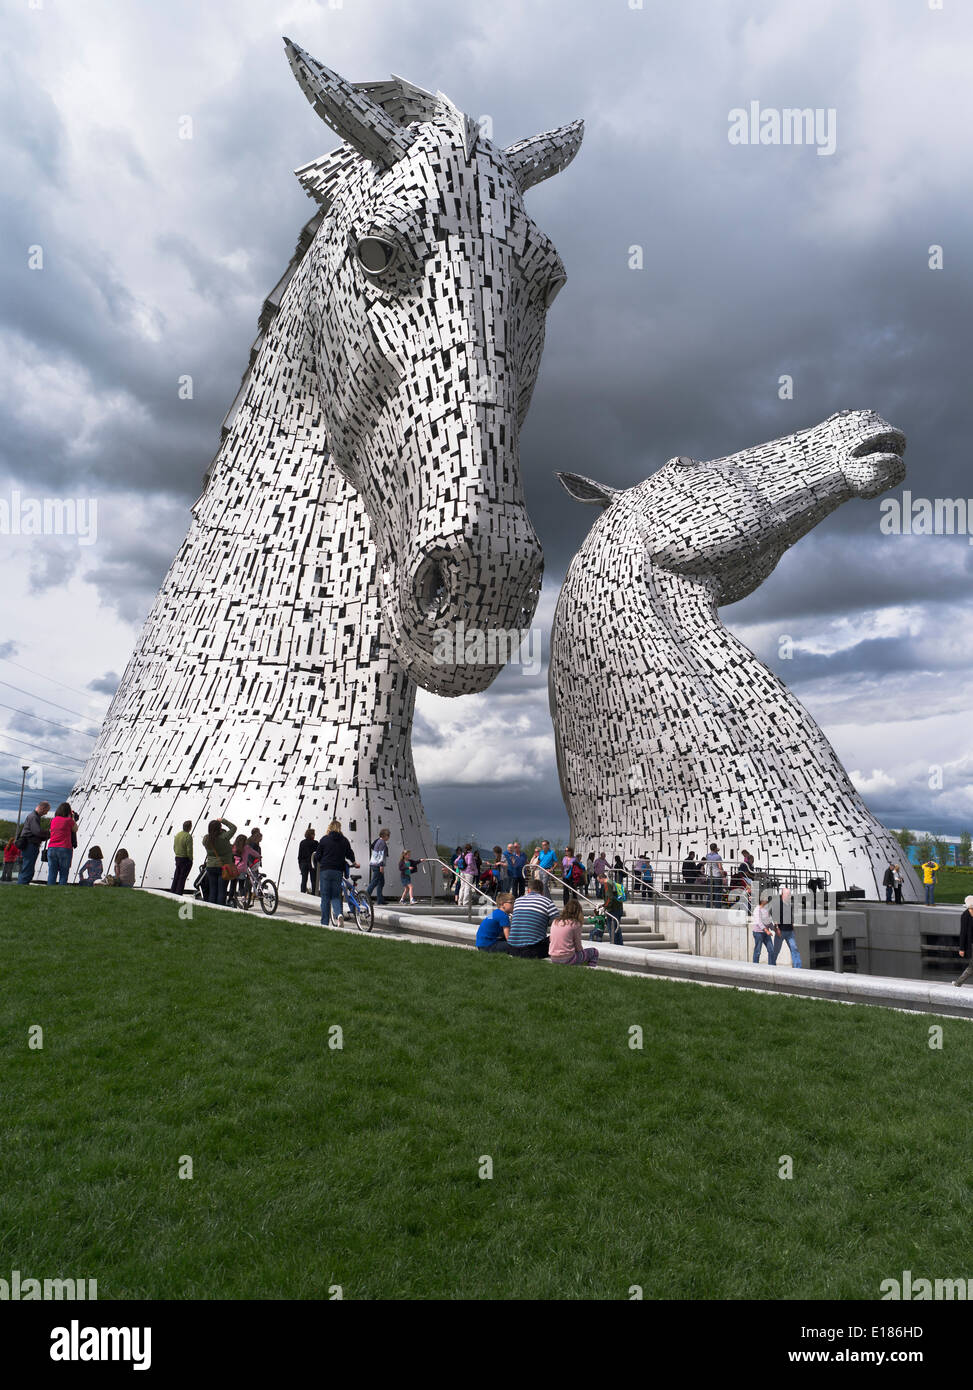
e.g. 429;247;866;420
508;842;527;899
954;895;973;986
537;839;558;892
170;820;194;896
499;844;515;895
703;842;726;908
366;828;391;905
16;800;50;885
920;857;939;907
592;850;608;898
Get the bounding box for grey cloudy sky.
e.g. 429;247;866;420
1;0;971;848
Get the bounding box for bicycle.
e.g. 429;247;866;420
328;873;373;932
236;863;279;915
192;863;278;915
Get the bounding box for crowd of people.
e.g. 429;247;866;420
6;810;973;985
1;800;138;888
474;879;600;965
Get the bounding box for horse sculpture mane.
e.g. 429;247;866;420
549;410;922;901
70;40;581;896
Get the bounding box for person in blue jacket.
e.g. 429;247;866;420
476;893;514;952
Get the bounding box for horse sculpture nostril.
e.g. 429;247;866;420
414;557;449;619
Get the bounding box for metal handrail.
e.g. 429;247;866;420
613;856;707;953
613;856;831;895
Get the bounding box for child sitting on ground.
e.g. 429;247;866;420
550;897;599;966
78;845;104;886
476;892;514;952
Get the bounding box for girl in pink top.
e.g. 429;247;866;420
549;898;599;966
47;801;77;885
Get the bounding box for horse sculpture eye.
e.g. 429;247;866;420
356;236;397;274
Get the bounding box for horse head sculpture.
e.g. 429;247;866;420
285;38;582;694
550;410;919;899
560;409;905;604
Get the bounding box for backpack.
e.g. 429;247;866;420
568;860;585;887
614;881;627;903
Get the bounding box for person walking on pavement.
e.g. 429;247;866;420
366;828;391;905
317;820;358;927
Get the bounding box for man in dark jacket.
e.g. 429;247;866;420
955;895;973;986
317;820;358;926
17;801;51;885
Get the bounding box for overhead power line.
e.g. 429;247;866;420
0;656;102;702
0;733;85;764
0;701;96;739
0;678;96;721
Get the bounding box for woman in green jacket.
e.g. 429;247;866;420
202;817;236;906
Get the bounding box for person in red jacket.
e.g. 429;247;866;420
2;837;21;881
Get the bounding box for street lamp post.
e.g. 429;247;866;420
15;764;29;835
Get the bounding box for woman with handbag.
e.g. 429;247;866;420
202;817;236;906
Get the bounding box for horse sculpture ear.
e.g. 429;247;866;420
556;471;618;507
284;37;416;169
504;120;584;193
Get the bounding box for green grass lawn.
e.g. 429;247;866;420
928;868;973;904
1;887;971;1300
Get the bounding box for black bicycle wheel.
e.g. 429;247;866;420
355;894;373;932
259;878;278;915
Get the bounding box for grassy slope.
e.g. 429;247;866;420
1;887;971;1300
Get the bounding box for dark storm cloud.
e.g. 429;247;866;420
2;0;971;840
723;534;970;626
421;782;569;852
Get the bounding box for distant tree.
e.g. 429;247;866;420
932;837;952;866
958;830;972;867
892;828;915;852
916;834;934;863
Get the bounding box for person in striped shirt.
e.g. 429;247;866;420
507;879;557;958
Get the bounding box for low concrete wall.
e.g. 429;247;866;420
622;899;968;980
364;905;973;1019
